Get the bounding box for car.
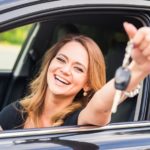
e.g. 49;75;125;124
0;0;150;149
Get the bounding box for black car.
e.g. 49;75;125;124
0;0;150;149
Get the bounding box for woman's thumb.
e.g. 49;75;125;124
123;22;137;40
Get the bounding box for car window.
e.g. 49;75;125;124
0;6;149;132
0;24;32;71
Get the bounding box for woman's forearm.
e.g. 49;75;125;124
83;61;147;127
91;61;147;114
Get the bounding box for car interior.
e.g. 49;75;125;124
0;10;149;125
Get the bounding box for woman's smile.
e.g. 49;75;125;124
54;74;70;85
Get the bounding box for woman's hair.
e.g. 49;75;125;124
20;34;106;127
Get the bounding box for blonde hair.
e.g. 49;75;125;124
20;34;106;127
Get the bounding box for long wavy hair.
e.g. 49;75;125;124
20;34;106;127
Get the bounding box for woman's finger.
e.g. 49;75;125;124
123;22;137;39
142;44;150;57
138;34;150;51
133;27;150;46
132;48;146;64
140;34;150;51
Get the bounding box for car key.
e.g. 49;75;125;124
112;67;131;113
111;40;134;113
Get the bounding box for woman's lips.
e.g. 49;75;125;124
55;75;70;85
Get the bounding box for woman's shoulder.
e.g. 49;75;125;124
1;101;19;112
0;101;27;130
1;101;23;113
13;100;24;110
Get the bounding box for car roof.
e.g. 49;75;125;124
1;0;150;32
1;0;150;9
1;0;150;19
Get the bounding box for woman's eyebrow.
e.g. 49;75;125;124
57;53;87;70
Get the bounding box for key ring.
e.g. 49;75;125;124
112;40;141;113
123;40;141;97
122;40;134;67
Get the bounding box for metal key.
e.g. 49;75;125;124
115;67;131;90
111;40;134;113
112;90;122;113
112;67;131;113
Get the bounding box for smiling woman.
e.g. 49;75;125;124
21;34;106;128
0;34;106;129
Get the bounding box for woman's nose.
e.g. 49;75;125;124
61;64;71;75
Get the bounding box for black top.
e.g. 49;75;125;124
0;101;81;130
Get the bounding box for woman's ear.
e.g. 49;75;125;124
83;83;91;92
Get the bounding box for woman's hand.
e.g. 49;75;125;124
124;22;150;75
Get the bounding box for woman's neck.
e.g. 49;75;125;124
24;89;75;128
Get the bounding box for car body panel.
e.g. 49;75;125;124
0;122;150;149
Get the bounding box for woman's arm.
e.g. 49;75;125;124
78;22;150;126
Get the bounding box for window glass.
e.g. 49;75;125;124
0;24;32;71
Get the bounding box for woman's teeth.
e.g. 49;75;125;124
55;75;69;85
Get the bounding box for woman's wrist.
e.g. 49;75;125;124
130;61;148;77
127;61;146;90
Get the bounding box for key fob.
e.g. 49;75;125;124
114;67;131;91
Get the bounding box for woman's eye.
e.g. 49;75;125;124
74;67;84;73
56;57;65;63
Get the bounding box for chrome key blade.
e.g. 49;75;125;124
112;90;122;113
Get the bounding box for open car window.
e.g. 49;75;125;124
0;6;150;131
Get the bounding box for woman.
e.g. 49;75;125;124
0;22;150;130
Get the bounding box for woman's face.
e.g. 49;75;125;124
47;41;89;98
